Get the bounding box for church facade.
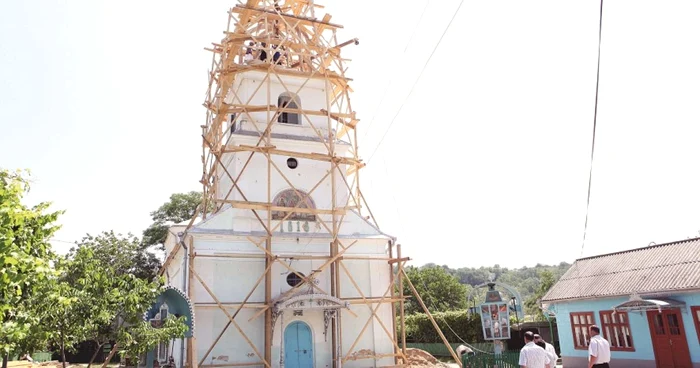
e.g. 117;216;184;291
152;1;407;368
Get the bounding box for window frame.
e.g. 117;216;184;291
570;312;595;350
692;306;700;344
599;310;635;351
277;93;301;125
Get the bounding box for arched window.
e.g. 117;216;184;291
271;189;316;221
277;92;301;125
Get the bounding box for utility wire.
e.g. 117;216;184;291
361;0;431;144
366;0;466;165
580;0;605;258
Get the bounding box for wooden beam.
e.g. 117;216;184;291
213;198;348;215
220;145;364;167
232;5;344;29
398;244;406;359
193;262;273;368
402;267;462;367
223;105;355;122
388;257;411;265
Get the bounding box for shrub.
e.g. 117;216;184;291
401;310;485;343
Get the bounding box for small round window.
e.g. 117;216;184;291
286;272;304;287
287;158;298;169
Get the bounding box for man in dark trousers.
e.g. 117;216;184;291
588;325;611;368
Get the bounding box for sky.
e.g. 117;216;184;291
1;0;700;269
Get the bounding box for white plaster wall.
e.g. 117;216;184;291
226;71;333;133
182;233;394;368
196;206;386;240
216;135;350;208
195;307;265;367
189;257;266;304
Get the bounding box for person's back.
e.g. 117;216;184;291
535;341;556;368
588;325;611;368
520;332;551;368
545;342;558;364
534;334;559;365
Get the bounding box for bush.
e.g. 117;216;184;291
401;310;485;343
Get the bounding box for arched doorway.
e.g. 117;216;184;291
284;321;313;368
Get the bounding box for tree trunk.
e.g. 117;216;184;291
87;342;104;368
61;339;67;368
2;352;8;368
101;343;119;368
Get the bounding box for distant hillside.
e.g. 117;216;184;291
419;262;571;304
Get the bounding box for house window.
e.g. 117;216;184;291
570;312;595;349
600;311;634;351
277;92;301;124
692;306;700;344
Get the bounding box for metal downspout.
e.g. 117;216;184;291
180;234;188;368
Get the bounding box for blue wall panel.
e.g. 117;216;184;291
550;292;700;363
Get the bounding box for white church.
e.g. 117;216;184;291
148;2;405;368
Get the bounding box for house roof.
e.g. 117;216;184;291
542;237;700;303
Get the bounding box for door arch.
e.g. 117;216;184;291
284;321;313;368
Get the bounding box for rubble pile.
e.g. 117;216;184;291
401;348;451;368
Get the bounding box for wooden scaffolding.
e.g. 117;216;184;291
158;0;462;367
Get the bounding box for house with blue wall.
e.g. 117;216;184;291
542;237;700;368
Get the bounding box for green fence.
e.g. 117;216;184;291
405;342;507;356
463;351;520;368
404;342;521;367
12;352;53;363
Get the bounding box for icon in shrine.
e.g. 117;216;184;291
479;283;511;340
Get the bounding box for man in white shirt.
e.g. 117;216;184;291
534;334;559;364
588;325;611;368
520;331;551;368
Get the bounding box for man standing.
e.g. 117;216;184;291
534;334;559;364
520;331;551;368
588;325;611;368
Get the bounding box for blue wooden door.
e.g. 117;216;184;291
284;321;313;368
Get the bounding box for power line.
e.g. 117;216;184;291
580;0;605;258
361;0;431;144
50;238;76;245
366;0;466;165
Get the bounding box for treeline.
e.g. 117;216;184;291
419;262;571;302
399;262;570;343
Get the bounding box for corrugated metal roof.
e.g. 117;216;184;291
542;237;700;302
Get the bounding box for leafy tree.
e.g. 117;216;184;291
142;192;202;249
524;270;556;320
0;169;62;366
35;275;88;368
70;231;160;281
117;317;187;364
401;266;468;315
63;232;181;367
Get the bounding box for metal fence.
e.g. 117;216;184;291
12;352;53;363
463;351;521;368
